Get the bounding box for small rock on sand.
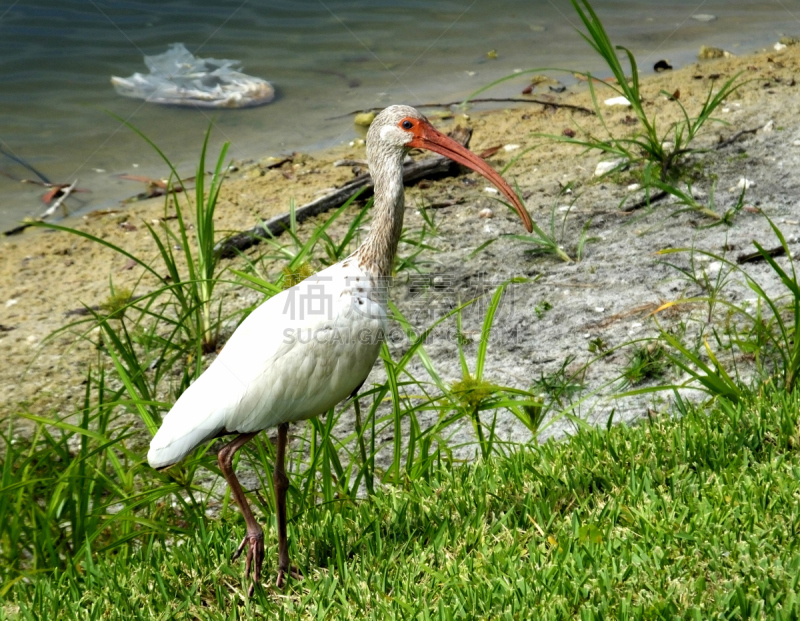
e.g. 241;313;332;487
699;46;734;60
604;96;631;107
595;159;626;177
354;112;376;127
691;14;716;22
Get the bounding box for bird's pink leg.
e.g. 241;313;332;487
274;423;302;587
217;432;263;597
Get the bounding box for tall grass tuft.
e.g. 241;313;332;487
37;122;235;426
462;0;744;225
554;0;744;187
0;367;209;590
622;215;800;404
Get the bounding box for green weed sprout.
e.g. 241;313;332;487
627;216;800;403
493;185;594;263
562;0;743;183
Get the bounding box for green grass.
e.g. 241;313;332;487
641;214;800;405
5;388;800;619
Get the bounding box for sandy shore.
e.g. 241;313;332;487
3;42;800;436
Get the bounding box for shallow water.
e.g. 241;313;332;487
0;0;795;231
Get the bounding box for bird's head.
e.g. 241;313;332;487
367;104;533;232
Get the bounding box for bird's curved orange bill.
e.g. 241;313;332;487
408;121;533;232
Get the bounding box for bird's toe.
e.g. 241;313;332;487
276;565;303;588
232;530;264;595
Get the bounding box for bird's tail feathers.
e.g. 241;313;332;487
147;411;225;469
147;370;236;468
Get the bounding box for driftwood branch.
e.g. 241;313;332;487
736;244;785;264
2;180;79;236
716;127;759;150
423;97;595;115
214;127;473;259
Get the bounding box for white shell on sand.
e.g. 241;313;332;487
604;96;631;107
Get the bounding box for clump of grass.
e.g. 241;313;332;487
565;0;743;184
622;341;670;386
534;299;553;319
532;355;586;405
647;174;747;225
492;186;595;263
36;122;235;436
7;387;800;618
99;285;133;319
652;215;800;403
0;367;207;591
463;0;744;225
588;336;608;354
281;262;315;289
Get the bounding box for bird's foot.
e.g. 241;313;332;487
231;529;264;597
275;566;303;589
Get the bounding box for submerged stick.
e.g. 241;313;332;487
0;144;51;184
2;180;79;236
40;180;77;218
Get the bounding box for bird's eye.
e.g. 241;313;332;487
401;120;413;130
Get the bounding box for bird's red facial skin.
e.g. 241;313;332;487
402;118;533;232
398;117;424;138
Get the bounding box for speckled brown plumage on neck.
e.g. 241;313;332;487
355;105;422;277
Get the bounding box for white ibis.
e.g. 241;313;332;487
147;104;532;594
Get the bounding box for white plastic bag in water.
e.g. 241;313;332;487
111;43;275;109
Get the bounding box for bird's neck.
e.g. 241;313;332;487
356;147;406;277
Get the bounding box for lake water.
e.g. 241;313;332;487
0;0;796;232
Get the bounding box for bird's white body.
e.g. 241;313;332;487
147;257;387;468
145;105;532;592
